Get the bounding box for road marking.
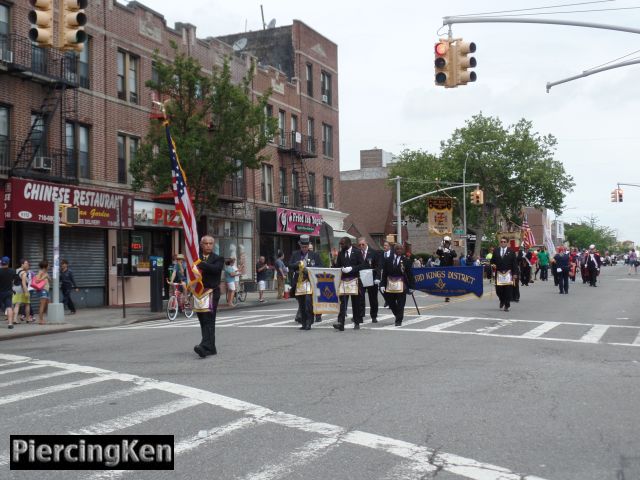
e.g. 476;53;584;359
0;364;48;376
476;319;512;334
579;324;609;343
423;317;473;332
632;330;640;346
70;397;201;435
520;322;561;339
0;354;548;480
0;369;74;388
0;376;113;406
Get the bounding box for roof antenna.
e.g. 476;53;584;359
260;5;266;30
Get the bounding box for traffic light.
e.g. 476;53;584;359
617;188;623;202
454;40;477;86
61;205;80;224
59;0;88;51
470;189;483;205
611;189;618;202
434;39;454;88
28;0;54;47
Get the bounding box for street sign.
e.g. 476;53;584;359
454;228;464;234
392;220;408;226
467;234;476;240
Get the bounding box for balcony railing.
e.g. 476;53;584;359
0;34;79;87
10;141;79;182
276;131;318;158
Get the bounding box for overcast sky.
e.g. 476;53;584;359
147;0;640;245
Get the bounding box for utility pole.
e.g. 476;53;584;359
395;176;402;245
48;200;64;322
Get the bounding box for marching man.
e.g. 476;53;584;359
380;243;415;326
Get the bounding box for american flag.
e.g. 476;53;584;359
521;214;536;250
165;122;204;295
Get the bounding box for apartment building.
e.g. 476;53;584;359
0;0;343;306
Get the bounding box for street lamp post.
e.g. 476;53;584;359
462;140;496;257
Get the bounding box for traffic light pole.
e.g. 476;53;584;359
48;199;64;322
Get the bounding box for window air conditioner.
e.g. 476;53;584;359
282;195;289;205
34;156;53;170
322;94;328;103
328;202;335;209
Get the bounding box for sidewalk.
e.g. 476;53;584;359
0;290;291;341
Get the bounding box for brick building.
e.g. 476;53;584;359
0;0;343;307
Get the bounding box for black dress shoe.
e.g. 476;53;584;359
499;302;504;309
193;345;207;358
504;307;510;312
395;321;402;326
353;323;360;330
332;323;344;331
371;318;378;323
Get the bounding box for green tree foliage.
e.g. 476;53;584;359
565;216;617;252
389;113;575;250
130;43;278;215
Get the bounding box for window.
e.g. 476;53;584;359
261;163;273;203
118;230;169;276
306;63;313;96
117;51;138;104
66;122;90;179
322;123;333;157
321;71;332;105
279;167;287;202
117;133;138;184
308;172;316;206
64;41;90;88
307;117;315;153
0;5;9;55
30;113;46;158
291;114;298;133
265;104;273;138
151;62;160;85
0;105;9;173
323;176;334;209
207;219;253;280
278;110;286;146
292;171;299;206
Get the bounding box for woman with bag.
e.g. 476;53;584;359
12;259;33;323
32;260;50;325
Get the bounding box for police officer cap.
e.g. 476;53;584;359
299;234;310;245
443;236;451;242
589;244;595;249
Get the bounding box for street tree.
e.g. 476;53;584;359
565;216;617;252
130;43;278;216
389;113;574;252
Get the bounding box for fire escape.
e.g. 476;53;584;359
1;34;81;183
277;130;318;211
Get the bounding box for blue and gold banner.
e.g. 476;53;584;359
413;266;484;298
307;267;342;314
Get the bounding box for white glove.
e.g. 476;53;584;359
341;266;353;273
407;289;414;295
374;279;381;285
380;286;385;293
443;248;450;253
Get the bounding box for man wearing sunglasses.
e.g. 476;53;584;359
490;237;518;312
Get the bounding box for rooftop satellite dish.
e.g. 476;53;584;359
267;18;276;29
232;37;247;51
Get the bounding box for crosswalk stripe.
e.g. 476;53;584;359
69;397;201;435
633;330;640;346
476;319;512;334
579;324;610;343
0;375;114;406
0;369;74;388
423;317;473;332
225;314;292;327
521;322;561;338
0;364;48;376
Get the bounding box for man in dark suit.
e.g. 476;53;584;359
288;234;323;330
193;235;225;358
332;236;366;331
381;243;415;326
585;244;601;287
356;237;380;323
490;237;518;312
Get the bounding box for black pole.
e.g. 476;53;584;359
119;199;126;319
411;292;420;315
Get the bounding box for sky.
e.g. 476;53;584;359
146;0;640;245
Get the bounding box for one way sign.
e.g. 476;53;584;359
392;220;408;226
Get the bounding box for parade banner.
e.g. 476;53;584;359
412;266;483;298
307;267;342;314
428;198;453;236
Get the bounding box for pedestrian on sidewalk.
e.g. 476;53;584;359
60;259;79;314
256;256;270;303
275;252;287;299
224;258;240;307
33;260;50;325
12;259;33;324
0;256;15;329
192;235;224;358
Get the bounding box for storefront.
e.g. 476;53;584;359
4;178;134;308
258;207;324;261
206;215;253;281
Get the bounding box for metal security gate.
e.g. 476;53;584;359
19;223;107;309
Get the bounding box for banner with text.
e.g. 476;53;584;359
413;266;483;298
5;178;134;229
307;267;342;314
428;198;453;236
277;208;323;236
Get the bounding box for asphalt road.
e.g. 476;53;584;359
1;265;638;480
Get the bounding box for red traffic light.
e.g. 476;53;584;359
435;42;448;56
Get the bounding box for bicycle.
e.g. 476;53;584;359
231;281;247;306
167;282;194;321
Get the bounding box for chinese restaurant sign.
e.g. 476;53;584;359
277;208;323;236
5;178;134;229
